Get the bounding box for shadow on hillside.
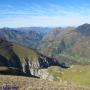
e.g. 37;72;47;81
0;53;39;78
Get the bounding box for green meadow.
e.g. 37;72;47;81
48;65;90;87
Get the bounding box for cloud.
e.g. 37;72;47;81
0;3;80;16
0;3;90;27
0;15;90;27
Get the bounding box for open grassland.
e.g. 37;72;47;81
61;65;90;87
0;75;90;90
48;65;90;87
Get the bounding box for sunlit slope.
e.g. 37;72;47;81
0;75;89;90
12;43;39;62
48;65;90;87
38;24;90;64
0;40;39;72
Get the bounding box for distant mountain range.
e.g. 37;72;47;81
0;27;48;48
38;24;90;64
0;24;90;66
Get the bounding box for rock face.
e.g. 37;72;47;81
38;69;54;81
21;56;59;77
38;55;59;68
22;57;40;76
0;39;61;78
22;58;55;80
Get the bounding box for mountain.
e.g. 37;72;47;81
37;24;90;65
0;40;90;87
0;27;52;49
0;24;90;88
0;24;90;65
16;27;53;33
76;23;90;36
0;39;59;76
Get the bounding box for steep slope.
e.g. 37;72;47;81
38;27;76;55
0;39;59;76
38;24;90;65
1;24;90;65
76;23;90;36
0;27;53;49
0;27;45;48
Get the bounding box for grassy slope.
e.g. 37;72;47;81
38;27;90;64
62;65;90;87
48;65;90;87
0;42;39;62
12;43;39;62
0;41;39;71
0;75;89;90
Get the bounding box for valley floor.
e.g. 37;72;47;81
0;75;90;90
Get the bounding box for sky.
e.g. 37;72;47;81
0;0;90;27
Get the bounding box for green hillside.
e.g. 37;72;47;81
0;41;39;62
38;24;90;65
0;39;39;74
48;65;90;87
12;43;39;62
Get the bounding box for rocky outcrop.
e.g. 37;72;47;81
22;58;54;80
38;55;58;68
38;69;54;81
21;55;59;77
22;57;40;76
0;39;60;77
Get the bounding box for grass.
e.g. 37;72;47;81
58;53;90;64
0;67;9;71
0;75;89;90
61;65;90;87
48;65;90;87
12;44;39;62
0;42;39;63
48;66;63;81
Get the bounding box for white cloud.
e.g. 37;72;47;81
0;3;90;27
0;15;90;28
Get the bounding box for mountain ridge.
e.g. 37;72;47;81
0;23;90;65
0;39;61;77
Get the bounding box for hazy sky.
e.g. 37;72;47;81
0;0;90;27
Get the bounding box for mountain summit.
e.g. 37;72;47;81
76;23;90;35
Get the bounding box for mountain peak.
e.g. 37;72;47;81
77;23;90;29
76;23;90;35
